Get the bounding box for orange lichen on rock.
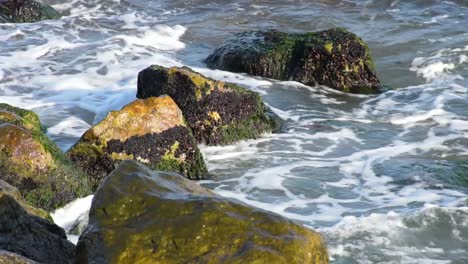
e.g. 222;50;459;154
85;96;185;144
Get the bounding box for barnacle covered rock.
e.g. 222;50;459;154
137;65;280;145
206;28;381;93
67;96;208;191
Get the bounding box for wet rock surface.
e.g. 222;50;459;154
206;28;381;93
0;0;60;23
0;104;91;211
0;194;75;264
0;179;49;220
76;160;329;264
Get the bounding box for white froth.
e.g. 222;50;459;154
47;116;91;138
323;206;468;263
51;195;93;244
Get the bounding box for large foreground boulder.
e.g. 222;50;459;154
0;0;60;23
0;194;75;264
76;160;329;264
206;28;381;93
68;96;208;191
137;65;280;145
0;104;90;210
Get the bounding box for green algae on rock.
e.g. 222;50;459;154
67;96;208;191
205;28;381;94
137;65;280;145
0;194;75;264
0;104;91;211
76;160;329;264
0;179;50;220
0;0;61;23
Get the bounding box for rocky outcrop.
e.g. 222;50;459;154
206;28;381;94
0;194;75;264
0;104;91;211
76;160;329;264
137;65;280;145
67;96;208;191
0;0;60;23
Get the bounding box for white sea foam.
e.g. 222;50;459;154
0;10;187;143
47;116;91;138
410;46;468;82
51;195;93;244
323;205;468;263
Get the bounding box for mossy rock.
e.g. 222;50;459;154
0;104;91;211
0;0;60;23
0;179;50;220
137;65;280;145
76;160;329;264
67;96;208;191
0;194;75;264
205;28;381;94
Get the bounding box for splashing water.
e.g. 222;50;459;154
0;0;467;262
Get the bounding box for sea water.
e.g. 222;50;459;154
1;0;467;263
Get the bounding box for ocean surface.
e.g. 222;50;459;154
1;0;468;263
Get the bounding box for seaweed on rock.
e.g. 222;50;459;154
206;28;381;94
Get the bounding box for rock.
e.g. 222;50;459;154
0;104;91;211
0;250;37;264
67;96;208;191
205;28;381;94
0;0;60;23
137;65;280;145
76;160;329;264
0;179;49;220
0;194;75;264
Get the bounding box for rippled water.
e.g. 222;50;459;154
2;0;468;263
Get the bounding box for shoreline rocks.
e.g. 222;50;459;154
0;194;75;264
0;104;91;211
206;28;381;94
67;96;208;191
137;65;280;145
0;0;61;23
0;179;49;220
76;160;329;263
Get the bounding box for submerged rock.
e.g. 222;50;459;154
0;104;91;211
68;96;208;191
76;160;329;264
0;194;75;264
206;28;381;93
137;65;280;145
0;0;61;23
